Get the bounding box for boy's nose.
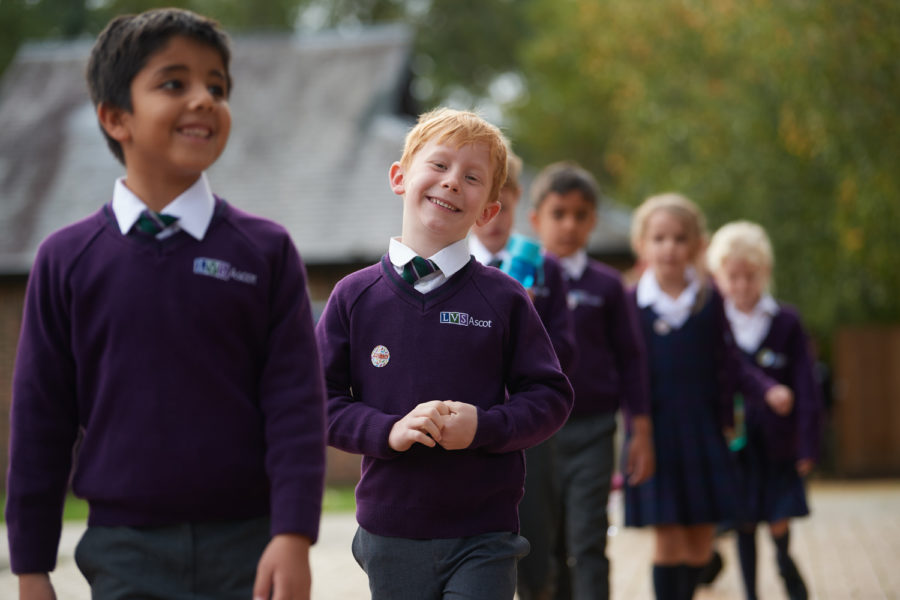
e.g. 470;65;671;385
188;86;215;111
441;174;460;192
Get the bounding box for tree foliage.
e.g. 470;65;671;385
506;0;900;341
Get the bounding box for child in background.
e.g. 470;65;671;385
624;193;792;600
708;221;821;600
6;9;326;600
470;149;575;600
528;161;654;600
315;108;573;600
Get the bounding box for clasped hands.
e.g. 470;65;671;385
388;400;477;452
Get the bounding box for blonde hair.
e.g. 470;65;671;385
503;149;523;194
631;192;708;272
707;220;774;282
399;107;508;205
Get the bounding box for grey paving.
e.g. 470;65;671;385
2;480;898;599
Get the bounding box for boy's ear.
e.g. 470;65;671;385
528;208;539;232
96;102;131;143
475;200;502;228
388;162;405;196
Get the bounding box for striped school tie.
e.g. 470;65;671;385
401;256;439;284
134;209;178;236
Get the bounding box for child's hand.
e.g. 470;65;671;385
253;533;312;600
796;458;815;477
19;573;57;600
625;417;655;485
439;401;478;450
388;400;450;452
765;384;794;416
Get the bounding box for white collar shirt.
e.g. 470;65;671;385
111;173;215;241
636;267;701;329
389;237;471;293
726;293;780;353
559;250;589;281
468;234;508;266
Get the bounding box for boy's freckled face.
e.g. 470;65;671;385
393;140;498;250
115;35;231;183
529;191;596;258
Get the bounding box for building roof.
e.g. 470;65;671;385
0;25;631;274
0;26;413;273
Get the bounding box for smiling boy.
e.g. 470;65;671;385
315;108;573;600
6;9;326;600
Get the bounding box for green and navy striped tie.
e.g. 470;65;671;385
401;256;439;284
134;209;178;236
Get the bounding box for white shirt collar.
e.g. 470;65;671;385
389;237;472;279
559;250;588;280
111;173;215;240
636;267;701;329
725;293;780;352
468;234;508;266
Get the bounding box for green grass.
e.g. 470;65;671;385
2;487;356;523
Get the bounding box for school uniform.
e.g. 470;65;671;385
6;175;327;595
624;269;773;527
470;235;575;598
316;238;574;600
555;250;650;600
726;296;821;523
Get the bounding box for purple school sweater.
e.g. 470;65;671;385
530;253;576;373
315;255;574;539
6;201;327;574
565;259;650;420
741;304;823;461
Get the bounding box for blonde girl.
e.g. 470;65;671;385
708;221;821;600
624;194;791;600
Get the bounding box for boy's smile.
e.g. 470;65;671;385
99;35;231;209
391;140;499;257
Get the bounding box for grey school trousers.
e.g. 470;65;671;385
352;526;530;600
74;516;270;600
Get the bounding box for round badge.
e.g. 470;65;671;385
370;345;390;368
756;348;775;368
653;318;671;336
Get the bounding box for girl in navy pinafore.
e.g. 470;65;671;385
709;221;821;600
623;194;785;600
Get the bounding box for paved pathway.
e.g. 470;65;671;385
2;480;898;598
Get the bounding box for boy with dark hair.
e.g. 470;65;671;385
6;8;326;600
315;108;573;600
529;161;654;600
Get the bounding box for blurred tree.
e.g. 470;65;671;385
507;0;900;340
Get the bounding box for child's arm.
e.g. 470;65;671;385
461;288;574;454
253;534;312;600
786;309;824;471
18;573;57;600
624;415;655;485
712;287;780;428
6;243;79;577
258;238;327;546
315;278;418;459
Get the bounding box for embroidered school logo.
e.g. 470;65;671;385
755;348;787;368
439;312;492;328
193;257;258;285
567;289;604;310
371;345;390;367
